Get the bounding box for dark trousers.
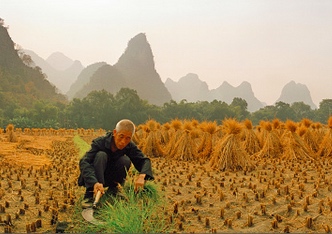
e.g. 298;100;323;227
84;151;131;198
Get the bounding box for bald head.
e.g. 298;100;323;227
115;119;135;136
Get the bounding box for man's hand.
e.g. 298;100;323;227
94;182;105;195
135;174;146;193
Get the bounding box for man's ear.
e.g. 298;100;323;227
113;129;117;135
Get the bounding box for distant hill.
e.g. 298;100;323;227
210;81;264;112
46;52;75;71
0;25;66;109
165;74;264;112
71;33;172;106
165;73;211;102
73;64;127;99
24;50;84;94
276;81;317;109
66;62;107;99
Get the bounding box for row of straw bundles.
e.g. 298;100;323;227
135;117;332;171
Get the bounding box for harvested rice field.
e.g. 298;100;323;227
1;117;332;233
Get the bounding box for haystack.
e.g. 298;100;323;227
159;122;171;145
168;120;198;161
210;118;251;171
253;121;282;159
138;119;164;158
163;119;185;157
312;122;325;146
6;124;18;142
197;121;219;160
132;125;146;145
281;120;316;162
317;117;332;157
242;119;261;156
298;119;319;153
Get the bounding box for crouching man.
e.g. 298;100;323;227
78;119;154;208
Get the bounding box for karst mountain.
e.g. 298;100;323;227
0;24;66;110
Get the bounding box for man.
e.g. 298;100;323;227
78;119;154;208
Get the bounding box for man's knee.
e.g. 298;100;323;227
116;155;131;170
94;151;108;167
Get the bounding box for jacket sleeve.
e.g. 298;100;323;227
127;142;154;180
79;137;103;188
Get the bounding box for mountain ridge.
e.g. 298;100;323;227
24;50;84;94
0;25;66;109
22;32;317;110
165;74;316;112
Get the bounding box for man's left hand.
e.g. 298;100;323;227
135;174;146;193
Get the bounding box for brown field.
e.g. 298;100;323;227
1;119;332;233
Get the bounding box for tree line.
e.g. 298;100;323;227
1;88;332;130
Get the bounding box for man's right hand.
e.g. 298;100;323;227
94;182;105;195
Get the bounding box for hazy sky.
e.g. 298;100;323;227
2;0;332;105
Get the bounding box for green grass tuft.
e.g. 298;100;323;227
73;174;173;233
73;135;91;159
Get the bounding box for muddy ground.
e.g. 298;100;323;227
1;132;332;233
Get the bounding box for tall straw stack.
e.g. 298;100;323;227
312;122;325;146
242;119;261;156
281;120;315;162
6;124;18;142
169;120;198;161
139;119;164;158
163;119;184;157
317;117;332;157
253;121;282;159
298;119;319;153
210;118;251;171
197;121;218;160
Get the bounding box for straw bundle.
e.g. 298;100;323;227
272;119;284;136
312;122;325;146
210;119;250;171
6;124;18;142
253;121;282;159
298;119;319;153
242;119;261;155
169;129;198;161
139;120;164;158
197;121;218;160
158;122;171;146
281;120;315;162
132;125;146;145
317;117;332;157
163;119;185;157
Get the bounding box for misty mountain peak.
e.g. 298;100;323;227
116;33;155;70
178;73;208;88
276;81;317;109
46;52;74;71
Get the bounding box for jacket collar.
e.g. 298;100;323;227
104;132;113;150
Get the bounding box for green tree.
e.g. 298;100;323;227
230;97;250;121
114;88;150;126
275;101;296;121
251;105;277;125
290;102;314;122
315;99;332;123
203;100;232;123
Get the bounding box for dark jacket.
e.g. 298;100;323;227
78;132;154;188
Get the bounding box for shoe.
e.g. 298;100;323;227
81;197;93;209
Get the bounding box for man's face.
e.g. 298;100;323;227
113;129;132;150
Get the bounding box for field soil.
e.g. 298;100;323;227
1;131;332;233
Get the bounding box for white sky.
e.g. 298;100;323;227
2;0;332;105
